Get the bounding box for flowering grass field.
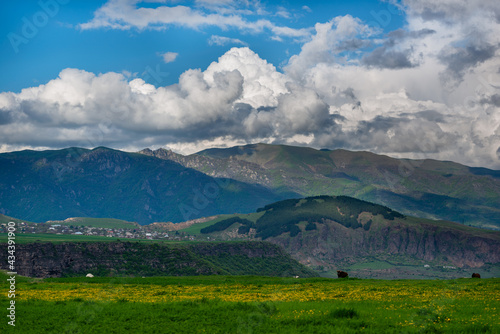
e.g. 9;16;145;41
1;274;499;333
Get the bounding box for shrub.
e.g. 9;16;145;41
289;225;301;237
305;222;317;231
363;219;372;231
238;225;251;234
330;308;359;319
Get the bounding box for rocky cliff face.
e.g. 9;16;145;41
139;148;276;188
0;241;317;278
268;218;500;271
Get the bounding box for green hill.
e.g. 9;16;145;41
200;196;403;239
0;213;33;225
190;196;500;279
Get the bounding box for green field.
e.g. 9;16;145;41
178;215;233;235
0;233;121;244
0;233;191;244
1;271;498;333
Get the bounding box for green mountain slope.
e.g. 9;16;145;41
201;195;403;239
0;147;285;224
0;213;33;225
182;143;500;229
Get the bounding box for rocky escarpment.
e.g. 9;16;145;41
0;241;317;278
139;148;275;188
268;218;500;270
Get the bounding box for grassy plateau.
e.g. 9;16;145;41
47;217;141;229
1;271;498;333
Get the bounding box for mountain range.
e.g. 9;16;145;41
0;147;282;224
1;144;499;229
142;143;500;229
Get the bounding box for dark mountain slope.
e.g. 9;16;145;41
0;147;285;224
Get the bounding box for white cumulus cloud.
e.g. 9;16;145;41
161;52;178;63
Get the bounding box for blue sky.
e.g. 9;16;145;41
1;0;405;92
1;0;499;169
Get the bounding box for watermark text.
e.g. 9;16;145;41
6;221;16;327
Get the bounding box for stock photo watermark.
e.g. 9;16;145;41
367;2;404;30
143;64;169;86
462;72;500;113
7;0;70;54
6;222;17;327
179;178;231;221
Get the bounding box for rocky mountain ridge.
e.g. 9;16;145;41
0;241;317;278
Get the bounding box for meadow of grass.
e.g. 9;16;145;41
0;233;121;244
1;272;498;333
178;215;233;235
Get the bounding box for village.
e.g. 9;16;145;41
0;221;200;241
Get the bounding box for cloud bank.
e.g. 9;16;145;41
1;0;500;169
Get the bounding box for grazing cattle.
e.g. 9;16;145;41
472;273;481;278
337;270;348;278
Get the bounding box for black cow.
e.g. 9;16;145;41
337;270;348;278
472;273;481;278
